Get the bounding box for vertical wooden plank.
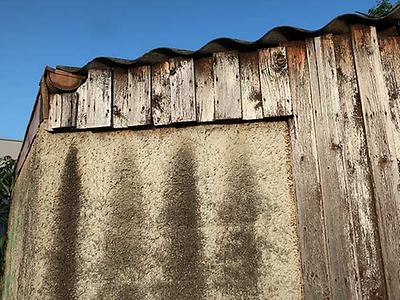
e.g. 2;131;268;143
240;52;263;120
76;80;88;129
86;69;112;128
259;46;292;118
379;36;400;175
48;93;62;129
334;34;387;299
152;61;171;126
170;58;196;123
351;25;400;299
127;65;152;126
60;92;77;128
112;68;129;128
311;35;360;299
213;51;241;120
286;41;330;300
195;57;214;122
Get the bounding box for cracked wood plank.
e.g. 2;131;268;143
334;34;386;299
213;51;241;120
128;65;152;126
351;24;400;299
259;46;292;118
170;58;196;123
240;52;263;120
152;62;171;126
112;68;129;128
195;57;214;122
286;41;330;300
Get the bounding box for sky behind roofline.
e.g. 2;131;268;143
0;0;376;140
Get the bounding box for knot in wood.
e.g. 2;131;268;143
272;52;287;72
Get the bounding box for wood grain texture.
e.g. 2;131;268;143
76;69;112;128
240;52;263;120
286;41;330;300
195;57;214;122
259;47;292;118
89;69;112;127
60;92;77;128
127;65;152;126
48;93;62;129
351;25;400;299
213;51;241;120
76;80;89;129
311;35;365;299
170;58;196;123
112;68;129;128
334;34;386;300
379;36;400;178
152;61;171;126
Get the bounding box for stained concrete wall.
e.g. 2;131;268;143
3;121;302;300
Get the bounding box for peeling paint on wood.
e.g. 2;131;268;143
351;24;400;299
195;57;214;122
240;52;263;120
152;62;171;126
259;47;292;118
170;58;196;123
213;51;241;120
287;41;330;300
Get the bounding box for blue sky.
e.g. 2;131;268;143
0;0;376;140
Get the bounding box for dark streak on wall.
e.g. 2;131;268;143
46;145;81;299
162;146;205;300
99;152;145;300
217;149;262;298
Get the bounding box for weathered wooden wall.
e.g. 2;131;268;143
45;25;400;299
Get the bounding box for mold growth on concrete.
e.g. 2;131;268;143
216;148;263;298
161;146;205;299
46;145;81;299
98;150;145;300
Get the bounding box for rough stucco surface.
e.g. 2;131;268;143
3;121;302;300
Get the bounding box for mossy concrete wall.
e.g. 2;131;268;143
3;121;302;300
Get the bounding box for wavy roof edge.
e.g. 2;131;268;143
58;5;400;74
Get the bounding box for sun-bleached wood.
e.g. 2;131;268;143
76;80;88;129
195;57;214;122
128;66;152;126
259;46;292;118
76;69;112;129
60;92;77;128
213;51;241;120
286;41;330;300
112;68;129;128
351;24;400;299
311;34;370;299
48;93;62;129
152;62;171;126
240;52;263;120
379;35;400;181
334;34;387;299
170;58;196;123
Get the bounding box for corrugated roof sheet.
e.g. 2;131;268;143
58;4;400;74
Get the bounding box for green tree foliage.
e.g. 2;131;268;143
368;0;400;17
0;156;15;276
